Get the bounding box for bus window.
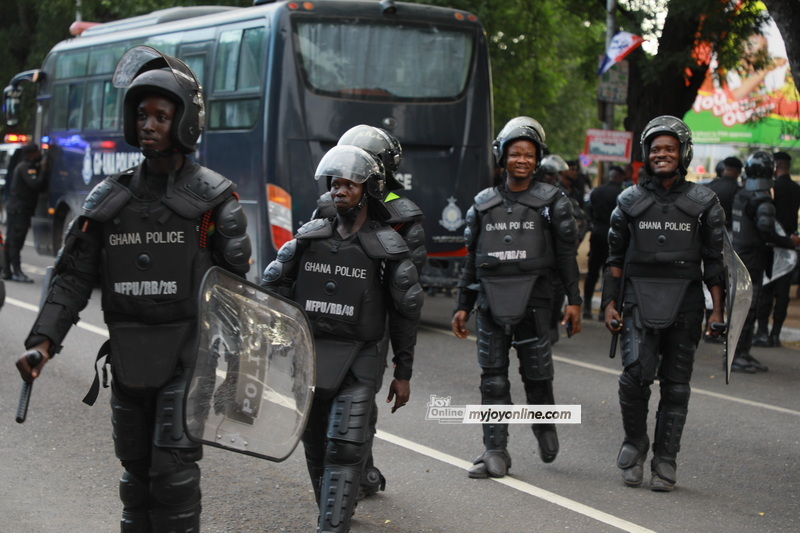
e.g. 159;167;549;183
67;83;85;131
52;84;69;130
102;82;121;130
84;80;104;130
295;21;472;100
181;54;207;88
214;27;265;92
55;51;89;79
209;26;265;129
88;44;129;75
209;98;259;129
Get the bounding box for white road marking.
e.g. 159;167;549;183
377;429;657;533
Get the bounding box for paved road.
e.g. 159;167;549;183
1;246;798;532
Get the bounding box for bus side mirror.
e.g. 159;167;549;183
3;85;20;127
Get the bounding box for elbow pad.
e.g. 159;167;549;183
607;208;629;256
464;206;478;250
261;239;300;287
214;197;251;273
552;195;577;242
756;201;776;233
703;203;726;251
390;259;424;318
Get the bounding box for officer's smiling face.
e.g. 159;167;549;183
649;135;680;178
331;177;365;214
136;95;176;153
505;139;537;181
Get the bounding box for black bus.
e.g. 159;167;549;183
3;0;493;287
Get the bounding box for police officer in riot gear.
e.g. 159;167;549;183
603;116;726;492
15;46;251;532
452;117;582;479
263;145;423;533
313;124;425;500
3;142;43;283
730;151;800;371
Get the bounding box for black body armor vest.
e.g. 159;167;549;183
474;185;557;278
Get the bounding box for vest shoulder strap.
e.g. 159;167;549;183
617;185;655;218
675;183;716;217
359;225;410;259
162;163;235;218
474;187;503;212
82;171;134;222
296;218;334;239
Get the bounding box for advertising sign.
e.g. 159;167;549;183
584;129;633;162
684;13;800;147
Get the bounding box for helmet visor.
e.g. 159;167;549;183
314;146;382;184
113;45;200;92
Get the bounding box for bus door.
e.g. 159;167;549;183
202;22;270;281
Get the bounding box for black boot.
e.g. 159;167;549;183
769;323;782;348
752;323;772;347
650;407;687;492
532;424;559;463
618;373;651;486
468;423;510;478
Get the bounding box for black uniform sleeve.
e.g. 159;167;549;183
24;217;102;354
454;204;479;313
550;193;583;306
385;257;421;380
700;202;726;289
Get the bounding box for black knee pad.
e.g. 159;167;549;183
618;368;650;400
326;438;368;466
660;382;691;409
151;465;201;508
119;470;149;509
327;385;373;444
480;374;510;402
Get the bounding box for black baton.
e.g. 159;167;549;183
608;319;621;359
16;350;43;424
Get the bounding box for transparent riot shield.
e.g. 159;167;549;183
723;231;753;384
185;267;315;461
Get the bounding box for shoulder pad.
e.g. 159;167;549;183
314;192;336;219
385;196;423;223
676;183;717;217
518;181;558;208
162;163;234;218
474;187;503;212
82;173;133;222
617;185;654;217
359;226;410;259
296;218;333;239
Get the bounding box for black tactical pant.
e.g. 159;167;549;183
475;306;556;452
3;207;33;274
112;374;203;533
618;307;702;466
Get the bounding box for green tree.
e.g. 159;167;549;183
618;0;771;160
419;0;607;158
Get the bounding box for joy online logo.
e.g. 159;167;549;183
425;395;466;424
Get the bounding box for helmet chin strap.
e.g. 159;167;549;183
140;147;176;159
337;194;366;219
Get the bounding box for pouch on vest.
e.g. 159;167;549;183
108;321;192;390
480;274;539;327
314;337;364;399
629;277;691;329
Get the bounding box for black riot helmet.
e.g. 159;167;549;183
114;46;205;155
492;116;547;171
315;145;386;199
744;151;775;191
337;125;404;191
540;154;568;175
641;115;693;176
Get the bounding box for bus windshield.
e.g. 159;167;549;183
294;20;473;101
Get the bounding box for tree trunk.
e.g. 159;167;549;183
762;0;800;96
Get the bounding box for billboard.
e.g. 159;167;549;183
684;14;800;148
584;129;633;162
